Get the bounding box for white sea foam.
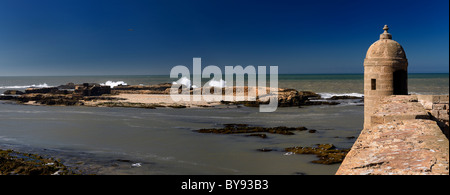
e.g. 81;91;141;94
0;83;52;89
318;92;364;99
172;77;197;88
172;77;227;89
207;79;226;88
131;163;142;167
100;81;128;88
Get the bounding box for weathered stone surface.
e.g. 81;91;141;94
338;26;448;175
336;119;449;175
364;25;408;129
417;95;449;138
370;95;429;126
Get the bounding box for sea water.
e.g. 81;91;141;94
0;73;448;95
0;74;448;175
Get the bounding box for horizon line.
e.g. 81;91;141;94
0;72;448;77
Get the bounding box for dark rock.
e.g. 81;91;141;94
194;124;308;136
0;95;15;100
219;88;314;107
25;87;59;94
298;91;321;99
284;144;350;165
308;129;317;133
57;83;76;90
16;94;83;106
116;159;132;163
327;96;363;100
256;148;273;152
246;133;268;139
167;105;187;108
96;102;157;109
112;83;172;94
75;84;111;96
4;90;24;95
303;101;340;106
0;149;76;175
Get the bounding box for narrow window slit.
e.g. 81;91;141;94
371;79;376;90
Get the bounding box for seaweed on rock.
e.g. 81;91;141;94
284;144;350;165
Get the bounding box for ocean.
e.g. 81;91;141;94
1;73;448;96
0;74;448;175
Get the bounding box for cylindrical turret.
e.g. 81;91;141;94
364;25;408;129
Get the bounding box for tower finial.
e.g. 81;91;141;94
383;25;389;32
380;24;392;40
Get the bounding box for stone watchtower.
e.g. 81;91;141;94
364;25;408;129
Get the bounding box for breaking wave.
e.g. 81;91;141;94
100;81;128;88
172;77;197;89
318;92;364;99
0;83;52;89
207;79;226;88
172;77;227;89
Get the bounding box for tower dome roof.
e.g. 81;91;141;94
365;25;406;59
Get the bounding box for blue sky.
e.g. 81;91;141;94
0;0;448;76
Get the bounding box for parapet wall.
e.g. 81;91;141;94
336;95;449;175
416;95;449;138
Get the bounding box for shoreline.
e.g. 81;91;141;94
0;82;364;109
0;82;364;175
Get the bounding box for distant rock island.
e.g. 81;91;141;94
1;82;361;109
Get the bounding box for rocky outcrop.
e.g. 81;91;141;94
327;96;363;100
1;82;352;109
3;90;24;95
285;144;350;165
25;87;60;94
16;93;123;106
194;123;308;136
0;149;75;175
23;83;111;96
17;94;82;106
111;83;172;94
218;87;322;107
74;83;111;96
57;82;76;89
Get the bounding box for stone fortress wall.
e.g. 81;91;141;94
336;25;449;175
336;95;449;175
417;95;449;137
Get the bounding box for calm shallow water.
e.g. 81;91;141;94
0;73;447;174
0;101;363;175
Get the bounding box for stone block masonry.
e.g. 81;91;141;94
336;95;449;175
417;95;449;138
340;25;449;175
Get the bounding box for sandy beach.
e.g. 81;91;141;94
111;94;228;107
